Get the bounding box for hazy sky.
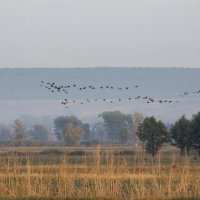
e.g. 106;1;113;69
0;0;200;68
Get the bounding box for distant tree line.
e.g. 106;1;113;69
1;111;200;158
0;119;51;146
53;111;143;146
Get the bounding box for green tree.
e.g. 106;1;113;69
54;116;68;140
64;123;82;145
191;112;200;157
13;119;27;146
92;122;107;143
137;116;169;157
101;111;132;143
30;124;50;142
54;116;82;141
82;123;92;141
0;125;11;142
170;115;192;156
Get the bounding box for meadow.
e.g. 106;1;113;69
0;146;200;200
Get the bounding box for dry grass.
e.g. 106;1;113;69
0;146;200;200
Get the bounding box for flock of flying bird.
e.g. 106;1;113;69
39;81;200;109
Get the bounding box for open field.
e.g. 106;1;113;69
0;146;200;200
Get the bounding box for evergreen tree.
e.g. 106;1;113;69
170;115;192;156
137;116;169;157
191;112;200;157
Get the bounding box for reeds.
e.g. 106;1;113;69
0;146;199;200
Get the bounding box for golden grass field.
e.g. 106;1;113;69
0;146;200;200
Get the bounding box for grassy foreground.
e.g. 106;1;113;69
0;198;115;200
0;198;200;200
0;146;200;200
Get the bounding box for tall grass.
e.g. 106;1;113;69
0;146;200;200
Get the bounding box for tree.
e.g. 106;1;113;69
101;111;132;143
0;125;11;142
54;116;82;141
30;124;50;142
92;122;107;143
191;112;200;157
170;115;192;156
137;116;169;157
82;123;92;141
54;116;68;141
13;119;27;146
133;112;144;126
133;112;144;146
63;123;82;145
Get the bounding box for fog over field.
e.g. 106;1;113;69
0;67;200;124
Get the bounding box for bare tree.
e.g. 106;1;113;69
13;119;26;146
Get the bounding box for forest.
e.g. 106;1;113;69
1;110;200;158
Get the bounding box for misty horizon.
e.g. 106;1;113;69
0;67;200;124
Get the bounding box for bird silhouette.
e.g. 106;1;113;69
135;96;140;99
40;80;182;109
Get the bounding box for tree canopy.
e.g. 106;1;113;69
13;119;27;146
54;116;82;141
30;124;50;141
191;112;200;156
0;125;11;142
170;115;192;156
63;123;82;145
101;111;133;143
82;123;92;141
137;116;169;157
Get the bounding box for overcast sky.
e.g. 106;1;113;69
0;0;200;68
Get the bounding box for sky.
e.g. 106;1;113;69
0;0;200;68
